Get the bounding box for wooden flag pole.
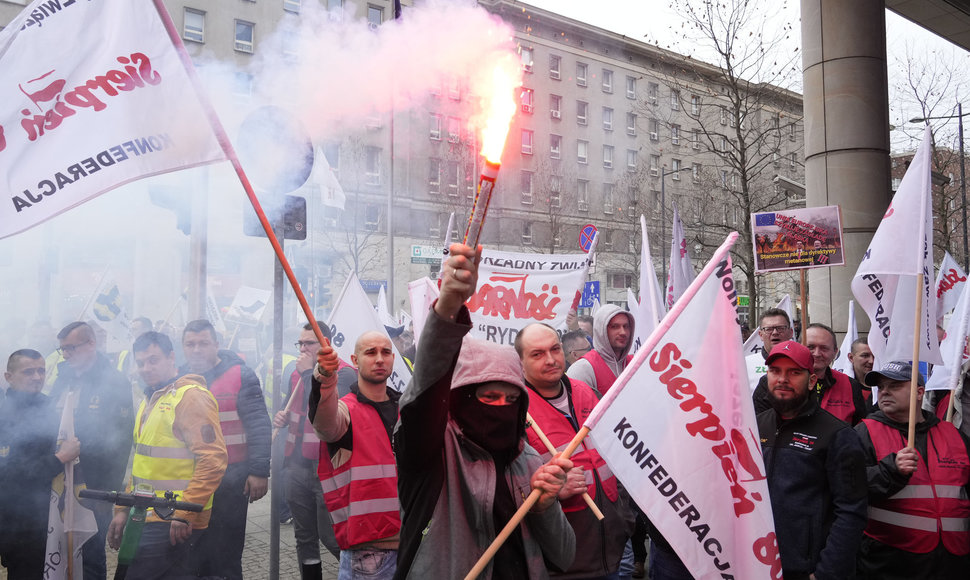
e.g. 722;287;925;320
907;273;925;444
525;413;604;520
799;268;809;345
946;374;961;422
464;426;591;580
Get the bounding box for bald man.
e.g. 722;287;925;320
310;331;401;579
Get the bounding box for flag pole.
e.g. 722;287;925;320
151;0;330;354
525;413;604;520
908;273;924;443
799;268;808;345
946;374;961;422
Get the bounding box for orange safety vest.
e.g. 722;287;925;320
862;418;970;555
208;365;248;465
317;393;400;550
526;380;618;512
819;369;855;423
580;350;632;395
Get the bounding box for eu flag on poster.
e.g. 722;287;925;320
755;213;776;227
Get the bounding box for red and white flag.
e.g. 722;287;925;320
631;214;666;354
936;251;967;322
832;301;858;377
586;233;781;580
0;0;226;239
852;126;942;366
666;203;697;309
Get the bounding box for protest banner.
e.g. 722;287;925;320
465;248;590;346
936;251;967;321
751;206;844;273
224;286;272;327
666;203;697;308
631;215;666;354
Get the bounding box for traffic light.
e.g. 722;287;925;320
148;187;191;235
243;195;306;240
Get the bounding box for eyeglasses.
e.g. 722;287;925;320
294;340;320;349
760;325;790;335
57;340;90;355
570;346;591;356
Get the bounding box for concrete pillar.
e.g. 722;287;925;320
802;0;891;337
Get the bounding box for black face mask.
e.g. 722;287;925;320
450;385;523;455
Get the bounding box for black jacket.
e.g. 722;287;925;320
0;390;64;534
758;397;869;579
49;353;133;492
754;367;869;425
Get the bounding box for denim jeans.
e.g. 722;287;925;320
337;548;397;580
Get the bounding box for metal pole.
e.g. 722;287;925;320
269;226;284;580
660;168;666;286
959;103;968;272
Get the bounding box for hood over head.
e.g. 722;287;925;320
591;304;635;364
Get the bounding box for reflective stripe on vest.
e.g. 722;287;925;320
132;382;214;511
317;393;400;550
862;418;970;555
819;369;854;423
580;350;630;395
208;365;247;464
526;379;619;512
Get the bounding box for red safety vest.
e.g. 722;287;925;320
208;365;248;465
317;393;400;550
819;369;855;423
526;380;618;512
285;360;354;460
935;392;952;422
862;418;970;555
580;350;632;395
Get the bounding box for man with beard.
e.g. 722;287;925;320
757;341;868;580
311;330;400;579
855;361;970;579
394;243;575;579
516;323;633;579
566;305;634;397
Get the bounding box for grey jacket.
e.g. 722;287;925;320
565;304;634;392
394;306;575;579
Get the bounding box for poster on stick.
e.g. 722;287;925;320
751;206;844;272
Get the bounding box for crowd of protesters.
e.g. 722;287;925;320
2;242;969;580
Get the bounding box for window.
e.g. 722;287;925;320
648;118;659;141
328;0;343;10
367;5;383;29
430;213;442;238
731;172;738;190
789;123;796;141
463;160;475;197
627;149;637;170
603;183;614;214
720;107;728;126
603;107;613;131
626;76;637;99
671;124;681;145
692;163;701;181
577;101;588;126
520;88;534;114
647;82;658;104
550;175;562;208
521;171;534;204
550;55;561;80
520;46;534;72
602;69;613;93
550;134;562;159
773;151;780;167
730;110;737;128
232;72;254;100
692;129;700;150
790;152;797;168
365;146;381;185
671;159;682;180
428;158;440;194
284;0;301;13
610;272;633;289
364;205;380;230
719;136;727;152
670;89;680;111
720;169;728;188
691;95;700;115
650;155;660;177
447;117;460;143
445;161;459;196
521;129;534;155
550;94;562;119
626;113;636;136
429;114;442;140
576;62;588;87
602;230;614;251
448;76;461;100
603;145;614;169
577;140;588;164
184;8;205;43
234;20;254;53
773;115;780;131
522;222;534;245
578;180;589;211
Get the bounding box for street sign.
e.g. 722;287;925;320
737;295;750;307
579;224;597;253
580;280;600;308
411;244;444;264
359;279;387;293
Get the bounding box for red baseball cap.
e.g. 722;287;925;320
765;341;813;372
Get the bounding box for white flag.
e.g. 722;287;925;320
437;212;456;280
0;0;227;239
80;275;130;352
312;146;346;210
832;301;858;376
376;285;399;329
631;215;666;354
927;278;970;392
46;391;98;580
666;203;697;309
586;233;780;579
407;277;439;347
852;126;942;366
206;281;227;335
328;273;412;392
936;251;967;321
741;295;794;356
